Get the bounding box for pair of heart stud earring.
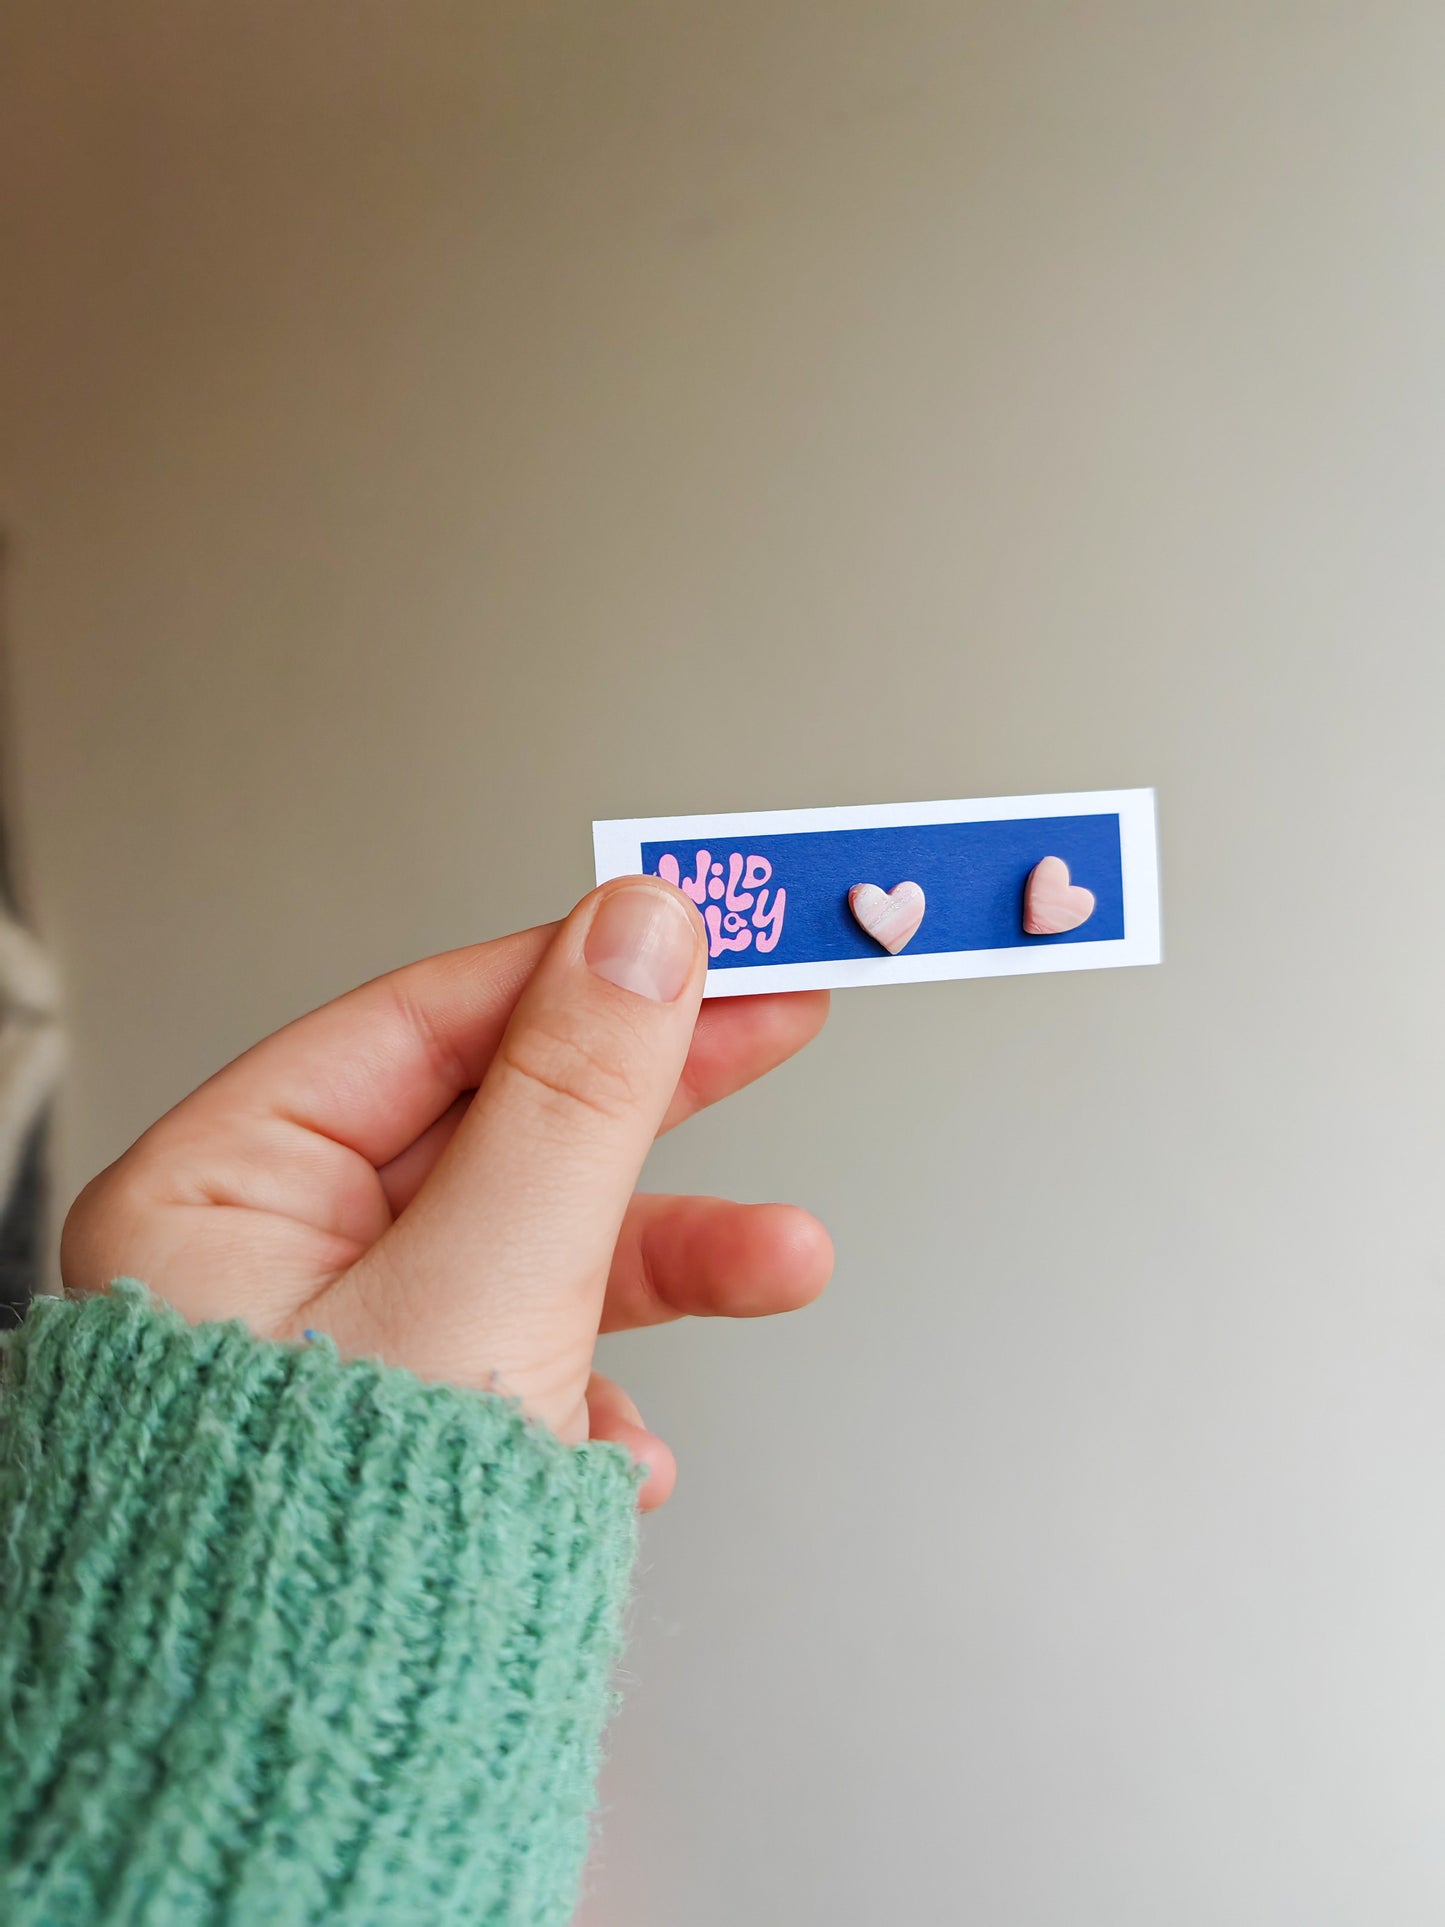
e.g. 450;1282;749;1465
848;855;1094;955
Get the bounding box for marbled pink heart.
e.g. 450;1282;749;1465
1023;855;1095;936
849;880;925;954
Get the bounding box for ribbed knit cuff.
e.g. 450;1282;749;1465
0;1284;639;1926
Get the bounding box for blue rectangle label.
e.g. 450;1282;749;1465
640;815;1124;967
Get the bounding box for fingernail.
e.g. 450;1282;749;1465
585;883;698;1003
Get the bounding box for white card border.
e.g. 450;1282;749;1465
593;788;1161;998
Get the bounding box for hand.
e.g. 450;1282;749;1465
60;878;832;1507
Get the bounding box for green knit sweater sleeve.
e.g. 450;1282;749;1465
0;1283;639;1926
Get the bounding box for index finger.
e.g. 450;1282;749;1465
141;929;828;1179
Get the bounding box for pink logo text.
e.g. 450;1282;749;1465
655;849;786;959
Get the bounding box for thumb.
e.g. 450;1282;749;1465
322;877;707;1438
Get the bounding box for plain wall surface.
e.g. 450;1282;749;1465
4;6;1445;1921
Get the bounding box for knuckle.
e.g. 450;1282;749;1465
59;1164;136;1287
58;1180;98;1269
498;1013;641;1126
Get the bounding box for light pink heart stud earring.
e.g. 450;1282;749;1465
849;880;926;954
1023;855;1095;936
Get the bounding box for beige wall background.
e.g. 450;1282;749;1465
4;5;1445;1921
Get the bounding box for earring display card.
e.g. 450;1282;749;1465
593;788;1161;998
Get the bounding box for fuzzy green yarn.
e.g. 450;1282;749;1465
0;1284;639;1924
